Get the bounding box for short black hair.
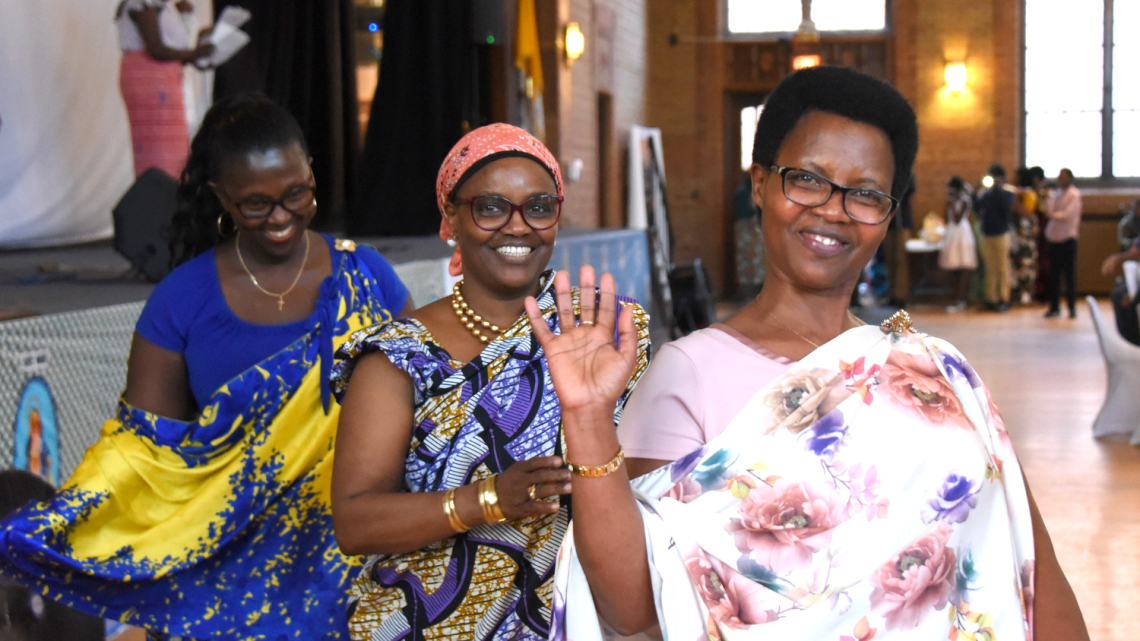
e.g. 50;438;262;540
1016;166;1034;188
988;163;1006;179
948;175;965;191
752;66;918;200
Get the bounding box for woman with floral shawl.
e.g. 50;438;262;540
328;123;651;641
524;67;1088;641
0;96;411;639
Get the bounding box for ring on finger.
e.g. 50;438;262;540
580;319;595;326
528;484;539;501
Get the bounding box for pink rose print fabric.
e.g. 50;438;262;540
551;325;1036;641
727;478;847;574
869;523;957;630
686;549;780;628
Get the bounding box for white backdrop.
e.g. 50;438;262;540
0;0;134;248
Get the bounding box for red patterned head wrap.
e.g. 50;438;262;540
435;124;562;276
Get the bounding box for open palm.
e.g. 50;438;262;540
525;268;639;414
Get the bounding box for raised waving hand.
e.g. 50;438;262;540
524;267;639;415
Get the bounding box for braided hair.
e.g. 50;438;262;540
168;94;309;267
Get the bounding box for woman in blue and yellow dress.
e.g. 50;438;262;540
328;123;652;641
0;95;411;639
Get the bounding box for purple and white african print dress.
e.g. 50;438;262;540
331;271;651;641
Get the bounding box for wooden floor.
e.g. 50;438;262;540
910;300;1140;641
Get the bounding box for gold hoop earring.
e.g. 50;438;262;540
216;214;229;237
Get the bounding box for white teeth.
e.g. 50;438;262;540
808;233;840;247
496;246;533;256
267;227;292;239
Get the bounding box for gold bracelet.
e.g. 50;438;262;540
478;475;507;524
564;446;625;478
443;488;470;533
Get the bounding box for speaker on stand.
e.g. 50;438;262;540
112;167;179;282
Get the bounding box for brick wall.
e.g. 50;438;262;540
536;0;646;230
539;0;1140;296
893;0;1023;227
633;0;1027;295
643;0;730;294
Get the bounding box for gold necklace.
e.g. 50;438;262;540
235;231;310;311
764;310;862;349
765;313;821;349
451;281;503;343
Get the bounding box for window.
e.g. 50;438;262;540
726;0;887;35
1114;1;1140;177
740;105;763;171
1024;0;1140;179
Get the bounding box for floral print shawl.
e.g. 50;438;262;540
552;322;1035;641
330;271;652;641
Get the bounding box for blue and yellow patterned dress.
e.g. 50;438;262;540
0;239;403;639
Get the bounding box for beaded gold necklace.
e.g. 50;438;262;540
450;281;503;343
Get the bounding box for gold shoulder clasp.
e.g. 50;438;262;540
881;309;915;334
335;239;357;252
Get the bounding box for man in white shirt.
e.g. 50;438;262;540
1044;168;1082;318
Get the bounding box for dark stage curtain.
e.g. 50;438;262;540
213;0;358;232
348;0;477;236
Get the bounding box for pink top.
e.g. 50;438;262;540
617;324;793;462
1044;185;1082;242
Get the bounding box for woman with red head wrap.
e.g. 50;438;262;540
330;124;651;640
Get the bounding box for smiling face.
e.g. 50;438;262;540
444;156;559;297
211;142;315;261
751;110;895;296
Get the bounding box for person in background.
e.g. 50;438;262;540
0;96;412;640
1099;203;1140;344
1011;167;1041;305
883;175;916;307
1117;198;1140;251
1043;168;1082;319
115;0;213;178
329;123;652;641
0;471;105;641
734;169;765;297
938;175;977;312
975;163;1015;312
1028;166;1052;302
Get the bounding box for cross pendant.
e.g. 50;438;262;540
277;297;285;311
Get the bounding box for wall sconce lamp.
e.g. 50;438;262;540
792;54;822;70
944;61;968;92
564;22;585;66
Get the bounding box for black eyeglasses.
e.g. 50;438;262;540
218;170;317;221
770;165;898;225
463;194;564;232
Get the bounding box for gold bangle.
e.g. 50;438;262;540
478;475;507;524
443;488;470;533
564;446;625;478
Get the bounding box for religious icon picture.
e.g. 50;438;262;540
13;376;60;486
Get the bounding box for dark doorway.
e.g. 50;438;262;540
597;92;620;227
725;91;768;298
